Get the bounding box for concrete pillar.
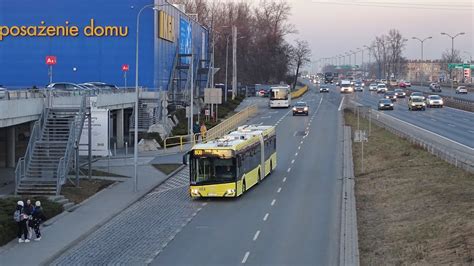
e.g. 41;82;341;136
6;126;16;168
117;109;124;148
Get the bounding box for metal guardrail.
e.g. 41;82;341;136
163;104;259;150
0;87;137;101
163;133;200;150
345;101;474;174
206;104;258;141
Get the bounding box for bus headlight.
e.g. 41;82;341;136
225;189;236;196
191;189;200;196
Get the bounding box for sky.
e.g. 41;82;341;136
285;0;473;70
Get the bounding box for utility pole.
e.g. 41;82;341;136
232;25;237;100
224;35;229;102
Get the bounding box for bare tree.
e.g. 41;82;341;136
441;49;462;78
371;29;407;79
290;40;311;90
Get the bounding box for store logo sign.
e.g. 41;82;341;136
158;11;174;42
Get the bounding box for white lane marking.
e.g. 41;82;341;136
293;131;297;136
283;177;287;182
300;140;303;144
448;123;456;127
277;187;282;193
295;152;298;156
253;230;260;241
242;252;250;264
263;213;269;221
303;135;307;139
260;116;271;119
469;130;474;134
271;199;276;206
287;167;291;172
291;159;295;164
338;96;345;111
202;202;207;206
298;146;301;150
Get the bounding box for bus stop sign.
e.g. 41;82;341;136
45;56;57;65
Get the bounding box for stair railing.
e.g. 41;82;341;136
14;107;49;195
55;95;87;195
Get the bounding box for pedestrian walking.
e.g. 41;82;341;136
13;201;29;243
200;122;207;142
31;201;46;241
24;199;34;240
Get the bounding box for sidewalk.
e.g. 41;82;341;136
0;153;185;265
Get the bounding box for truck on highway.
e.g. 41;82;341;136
269;85;291;108
186;125;277;198
324;72;334;84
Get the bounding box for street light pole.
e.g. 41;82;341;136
412;36;432;87
134;3;169;192
441;32;465;83
224;35;229;102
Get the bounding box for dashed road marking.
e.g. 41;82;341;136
253;231;260;241
448;124;456;127
291;159;295;164
283;177;287;182
263;213;269;221
271;199;276;206
242;251;250;264
298;146;301;150
295;152;298;156
287;167;291;172
277;187;282;193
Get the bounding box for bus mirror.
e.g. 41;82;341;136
182;152;189;165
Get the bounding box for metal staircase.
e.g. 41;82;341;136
15;96;87;195
168;52;193;109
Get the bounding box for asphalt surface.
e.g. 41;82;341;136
408;85;474;101
152;87;344;265
342;88;474;149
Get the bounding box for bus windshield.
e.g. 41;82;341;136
191;157;236;185
270;89;288;100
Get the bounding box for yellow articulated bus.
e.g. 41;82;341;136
185;125;277;198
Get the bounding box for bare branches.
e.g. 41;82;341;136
370;29;407;79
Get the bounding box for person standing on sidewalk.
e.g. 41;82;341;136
200;122;207;142
24;199;34;240
31;201;46;241
13;201;29;243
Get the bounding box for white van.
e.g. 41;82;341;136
339;80;354;93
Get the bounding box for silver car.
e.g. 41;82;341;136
369;83;378;91
425;95;444;108
455;86;468;94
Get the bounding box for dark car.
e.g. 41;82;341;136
378;99;394;110
319;85;329;93
384;91;397;101
394;88;406;98
292;101;309;116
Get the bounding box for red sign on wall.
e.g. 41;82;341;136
45;56;57;65
122;64;129;72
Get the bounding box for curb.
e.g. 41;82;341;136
339;126;360;266
42;164;186;265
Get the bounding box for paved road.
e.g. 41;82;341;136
153;88;343;265
408;85;474;101
53;87;345;265
345;88;474;149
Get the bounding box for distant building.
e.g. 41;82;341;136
405;60;444;82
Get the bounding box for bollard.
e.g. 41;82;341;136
125;142;128;155
114;142;117;156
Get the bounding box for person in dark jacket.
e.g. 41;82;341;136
24;199;34;239
31;201;46;241
14;201;29;243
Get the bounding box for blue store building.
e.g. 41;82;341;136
0;0;210;91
